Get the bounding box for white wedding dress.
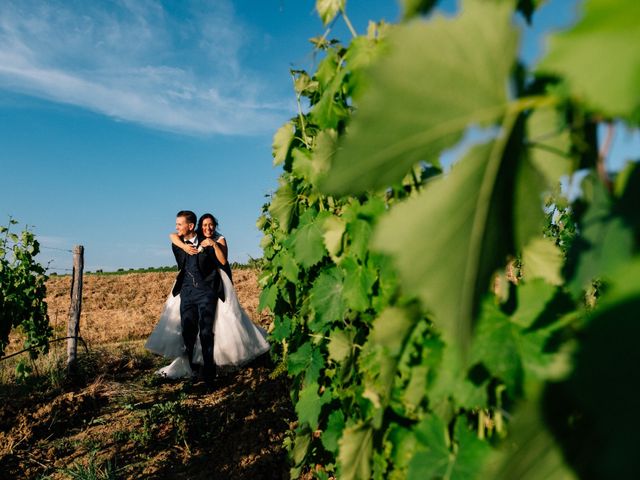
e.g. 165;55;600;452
145;269;270;379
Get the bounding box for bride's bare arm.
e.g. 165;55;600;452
201;236;228;264
170;233;198;255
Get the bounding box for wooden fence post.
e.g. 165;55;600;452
67;245;84;373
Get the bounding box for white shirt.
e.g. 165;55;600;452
183;234;198;246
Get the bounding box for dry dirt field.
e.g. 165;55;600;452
0;269;293;480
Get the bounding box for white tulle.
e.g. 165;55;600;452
145;269;270;379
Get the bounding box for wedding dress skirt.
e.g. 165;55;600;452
144;270;270;379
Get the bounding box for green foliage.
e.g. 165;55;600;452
0;219;52;366
259;0;640;477
59;451;117;480
539;0;640;120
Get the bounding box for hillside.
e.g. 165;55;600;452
0;269;292;480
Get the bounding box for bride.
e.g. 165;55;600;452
145;213;269;379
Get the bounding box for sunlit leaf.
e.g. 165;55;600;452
372;138;519;352
268;178;297;232
323;215;346;262
328;328;354;362
322;0;517;194
338;423;374;480
310;267;347;330
526;106;572;187
272;121;295;166
521;237;563;285
539;0;640;119
316;0;345;26
341;256;376;311
291;210;329;268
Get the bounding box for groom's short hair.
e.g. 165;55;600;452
177;210;197;226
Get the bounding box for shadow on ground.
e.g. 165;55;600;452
0;344;293;480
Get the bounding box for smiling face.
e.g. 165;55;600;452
201;217;216;238
176;215;195;238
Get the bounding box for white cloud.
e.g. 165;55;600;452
0;0;290;135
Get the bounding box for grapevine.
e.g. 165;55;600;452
260;0;640;478
0;218;52;375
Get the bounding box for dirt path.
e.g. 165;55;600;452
0;343;292;479
0;270;293;479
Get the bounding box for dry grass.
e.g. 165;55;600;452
43;269;266;347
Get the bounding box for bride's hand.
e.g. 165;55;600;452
201;238;215;247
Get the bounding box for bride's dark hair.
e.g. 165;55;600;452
197;213;219;237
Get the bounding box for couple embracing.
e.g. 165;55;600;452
145;210;269;388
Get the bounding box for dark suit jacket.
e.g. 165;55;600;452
172;235;225;302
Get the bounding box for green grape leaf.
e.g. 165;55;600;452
316;0;345;26
539;0;640;119
428;342;488;412
371;135;526;353
321;409;346;454
361;308;415;412
311;82;350;130
408;415;492;480
323;215;347;262
269;178;297;232
472;295;561;396
310;129;338;185
471;300;525;396
307;345;326;386
407;415;449;478
310;266;347;331
275;250;300;283
271;315;293;342
291;210;329;268
288;342;312;375
369;307;414;357
291;427;312;468
258;283;278;312
448;418;494;480
337;423;374;480
344;35;386;98
521;237;563;285
346;218;373;261
272;121;295;166
526;106;572;187
321;0;517;194
291;147;314;183
296;382;331;430
328;328;354;362
511;279;558;328
341;256;376;312
401;365;428;413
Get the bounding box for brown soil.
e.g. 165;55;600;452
0;269;292;480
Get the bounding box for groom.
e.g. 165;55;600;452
172;210;224;387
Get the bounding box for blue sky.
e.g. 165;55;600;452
1;0;637;273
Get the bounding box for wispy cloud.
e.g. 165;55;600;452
0;0;289;135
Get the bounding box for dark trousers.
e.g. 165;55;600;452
180;287;217;380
